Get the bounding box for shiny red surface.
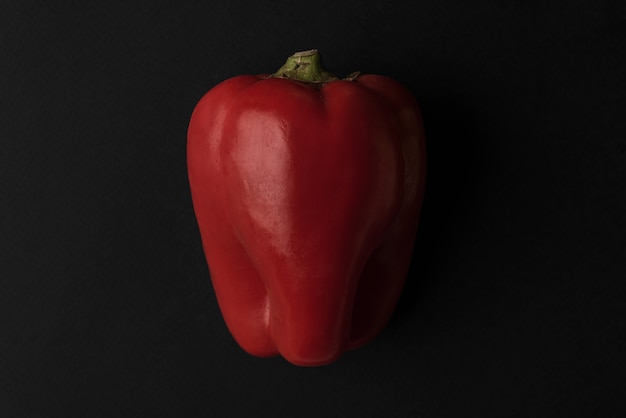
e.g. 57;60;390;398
187;74;426;366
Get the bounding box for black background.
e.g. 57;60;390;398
2;1;626;417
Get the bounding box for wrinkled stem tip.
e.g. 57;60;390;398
292;49;318;58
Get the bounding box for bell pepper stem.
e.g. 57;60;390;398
271;49;341;84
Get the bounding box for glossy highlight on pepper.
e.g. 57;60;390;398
187;50;426;366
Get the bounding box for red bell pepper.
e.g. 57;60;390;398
187;50;426;366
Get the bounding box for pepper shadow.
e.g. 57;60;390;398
388;92;493;327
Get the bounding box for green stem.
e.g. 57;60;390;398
271;49;340;84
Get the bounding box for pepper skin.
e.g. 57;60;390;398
187;50;426;366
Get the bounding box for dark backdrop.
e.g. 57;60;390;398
2;1;625;417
